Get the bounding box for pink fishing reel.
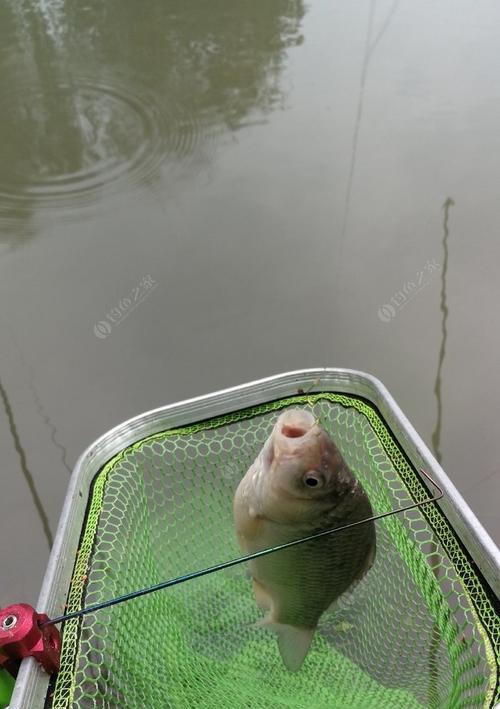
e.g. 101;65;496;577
0;604;60;677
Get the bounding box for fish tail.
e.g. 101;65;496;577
257;619;315;672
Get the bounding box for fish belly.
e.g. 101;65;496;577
250;521;374;628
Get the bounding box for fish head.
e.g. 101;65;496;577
266;408;349;505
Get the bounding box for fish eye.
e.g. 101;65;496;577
304;472;323;488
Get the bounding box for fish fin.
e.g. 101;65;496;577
353;540;376;582
259;620;315;672
252;578;272;611
365;542;376;572
235;511;265;544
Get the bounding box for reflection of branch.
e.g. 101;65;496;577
0;377;53;549
338;0;376;246
366;0;400;61
428;196;454;709
336;0;400;284
7;328;72;474
27;368;72;474
432;197;454;463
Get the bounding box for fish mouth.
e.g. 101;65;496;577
282;424;308;438
278;409;316;440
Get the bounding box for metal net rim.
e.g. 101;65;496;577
50;392;500;708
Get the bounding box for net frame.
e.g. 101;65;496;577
9;369;500;709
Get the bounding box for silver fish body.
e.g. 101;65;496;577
233;408;375;670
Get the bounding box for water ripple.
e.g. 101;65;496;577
0;75;184;220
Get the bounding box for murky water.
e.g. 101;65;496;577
0;0;499;605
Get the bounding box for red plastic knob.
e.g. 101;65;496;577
0;604;61;677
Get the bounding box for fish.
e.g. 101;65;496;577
233;407;376;671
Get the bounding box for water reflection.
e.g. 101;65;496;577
336;0;400;286
27;364;72;475
431;197;454;464
0;0;305;240
0;376;53;549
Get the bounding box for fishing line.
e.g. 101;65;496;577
41;469;443;628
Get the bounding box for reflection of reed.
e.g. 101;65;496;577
7;325;72;475
0;377;53;549
339;0;376;246
428;196;454;708
432;197;454;463
336;0;401;285
366;0;401;62
27;368;72;475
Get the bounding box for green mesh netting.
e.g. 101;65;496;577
49;394;499;708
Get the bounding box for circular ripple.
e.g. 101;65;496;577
0;77;172;215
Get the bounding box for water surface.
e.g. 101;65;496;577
0;0;499;604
